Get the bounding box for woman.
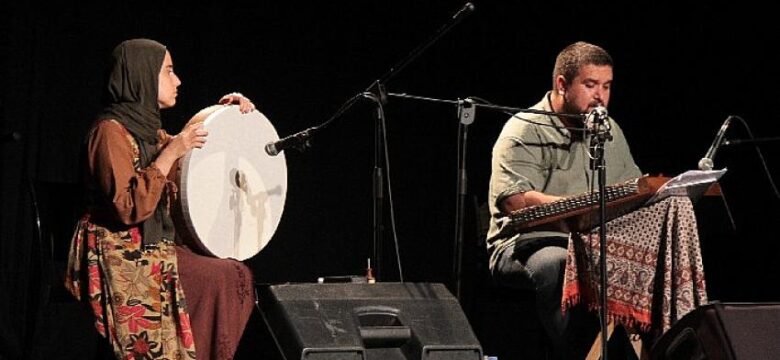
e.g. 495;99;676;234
65;39;257;360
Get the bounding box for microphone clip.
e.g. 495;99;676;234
290;129;313;152
366;81;388;106
458;98;476;125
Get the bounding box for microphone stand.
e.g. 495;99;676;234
588;115;612;360
453;99;475;300
722;126;780;203
268;3;475;282
364;2;474;281
367;84;386;281
723;136;780;146
388;92;586;299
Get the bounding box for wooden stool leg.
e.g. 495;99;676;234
630;336;643;359
586;323;615;360
586;323;648;360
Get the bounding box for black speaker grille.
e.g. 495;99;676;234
259;283;483;360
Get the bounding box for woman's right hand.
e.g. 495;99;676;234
155;123;208;175
167;122;208;158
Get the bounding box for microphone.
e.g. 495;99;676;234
584;106;609;132
452;2;475;20
264;127;316;156
698;116;732;171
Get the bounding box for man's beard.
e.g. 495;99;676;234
561;97;585;126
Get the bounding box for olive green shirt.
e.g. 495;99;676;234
486;92;642;269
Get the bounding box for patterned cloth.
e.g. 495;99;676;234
65;119;257;360
562;196;708;336
66;218;196;360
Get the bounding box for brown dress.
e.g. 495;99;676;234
66;119;255;360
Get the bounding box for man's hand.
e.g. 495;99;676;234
501;191;563;214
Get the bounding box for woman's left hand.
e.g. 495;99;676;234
219;92;256;114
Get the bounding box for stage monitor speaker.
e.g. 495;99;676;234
258;282;483;360
651;302;780;360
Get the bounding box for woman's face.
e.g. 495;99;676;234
157;51;181;109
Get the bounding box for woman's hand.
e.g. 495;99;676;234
219;92;256;114
154;122;208;176
169;122;208;157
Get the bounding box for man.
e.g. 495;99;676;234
486;41;642;358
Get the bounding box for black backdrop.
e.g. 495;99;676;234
2;2;779;358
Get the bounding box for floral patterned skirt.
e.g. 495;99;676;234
65;216;197;360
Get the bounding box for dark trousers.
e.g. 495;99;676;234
493;237;600;359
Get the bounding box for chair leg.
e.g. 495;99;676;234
630;336;644;359
586;322;649;360
586;322;615;360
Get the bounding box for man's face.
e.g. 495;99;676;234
561;64;612;114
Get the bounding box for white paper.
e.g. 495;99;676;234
646;168;727;205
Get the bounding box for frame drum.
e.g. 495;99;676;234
178;105;286;260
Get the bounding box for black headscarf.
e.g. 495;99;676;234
98;38;174;247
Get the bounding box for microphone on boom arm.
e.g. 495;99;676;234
264;127;317;156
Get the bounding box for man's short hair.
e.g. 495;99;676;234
552;41;613;88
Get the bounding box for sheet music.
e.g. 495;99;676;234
646;169;727;205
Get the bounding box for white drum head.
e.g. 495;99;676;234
180;105;286;260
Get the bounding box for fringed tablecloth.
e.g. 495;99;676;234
562;196;708;336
